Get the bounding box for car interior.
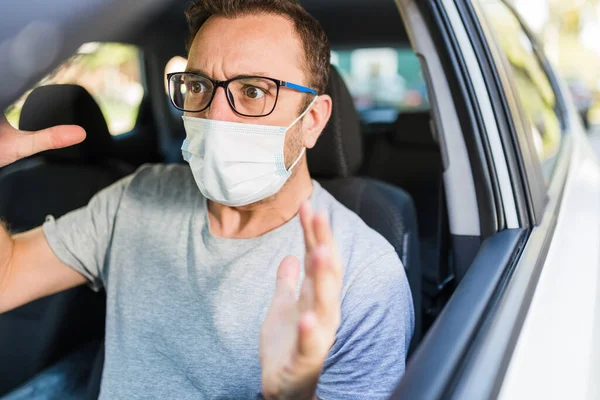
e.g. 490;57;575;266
0;0;454;397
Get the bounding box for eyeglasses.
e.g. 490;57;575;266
167;72;318;117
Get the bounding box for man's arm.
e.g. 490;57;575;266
0;115;89;314
0;223;87;314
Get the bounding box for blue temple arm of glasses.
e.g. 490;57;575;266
282;81;318;96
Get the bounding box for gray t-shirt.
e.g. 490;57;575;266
42;164;414;400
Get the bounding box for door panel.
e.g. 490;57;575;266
392;229;526;399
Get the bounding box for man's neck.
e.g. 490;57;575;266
207;163;313;239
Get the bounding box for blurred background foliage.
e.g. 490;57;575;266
5;43;143;136
509;0;600;126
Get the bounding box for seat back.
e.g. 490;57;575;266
308;67;422;348
393;113;449;325
361;111;449;331
0;85;134;395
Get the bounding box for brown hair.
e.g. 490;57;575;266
185;0;330;95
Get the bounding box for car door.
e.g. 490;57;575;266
468;1;600;399
392;0;600;398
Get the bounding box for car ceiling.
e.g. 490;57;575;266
132;0;410;55
0;0;174;110
0;0;410;110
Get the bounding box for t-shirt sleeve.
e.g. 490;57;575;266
316;251;415;400
42;174;134;291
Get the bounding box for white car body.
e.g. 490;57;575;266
499;96;600;399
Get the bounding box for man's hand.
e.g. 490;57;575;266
260;201;344;400
0;114;85;168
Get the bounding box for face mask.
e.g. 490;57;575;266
181;97;318;207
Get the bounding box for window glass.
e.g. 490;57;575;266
164;56;188;92
4;42;143;136
481;0;562;181
331;48;429;124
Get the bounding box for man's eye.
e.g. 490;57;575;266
243;86;267;99
189;82;206;94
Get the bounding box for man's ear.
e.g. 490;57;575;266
302;94;332;149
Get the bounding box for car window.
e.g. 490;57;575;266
480;0;563;182
4;42;144;136
164;56;188;92
331;48;429;124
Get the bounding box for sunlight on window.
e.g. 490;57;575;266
330;48;429;123
4;42;144;136
165;56;188;92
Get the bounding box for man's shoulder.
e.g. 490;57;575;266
313;181;400;270
312;182;415;360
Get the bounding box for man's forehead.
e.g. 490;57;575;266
188;14;305;81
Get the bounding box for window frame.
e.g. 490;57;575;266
392;0;575;398
483;0;568;176
391;0;531;397
470;0;572;225
427;0;574;397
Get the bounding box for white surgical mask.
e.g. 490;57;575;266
181;97;317;206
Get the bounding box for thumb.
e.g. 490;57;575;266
16;125;87;156
1;118;86;167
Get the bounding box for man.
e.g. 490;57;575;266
0;0;414;398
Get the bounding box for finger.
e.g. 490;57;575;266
262;256;302;343
298;276;314;314
12;125;86;162
312;246;342;327
297;311;334;362
1;115;85;147
299;201;317;252
260;258;302;370
40;125;87;149
313;212;342;276
273;255;301;303
313;211;332;247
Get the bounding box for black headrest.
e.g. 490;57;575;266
307;66;363;178
393;112;437;147
19;84;114;163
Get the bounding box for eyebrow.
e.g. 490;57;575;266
184;67;206;75
183;67;272;80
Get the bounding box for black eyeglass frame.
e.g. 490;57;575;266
167;72;317;118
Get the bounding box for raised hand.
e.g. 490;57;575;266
0;114;85;168
259;201;343;400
